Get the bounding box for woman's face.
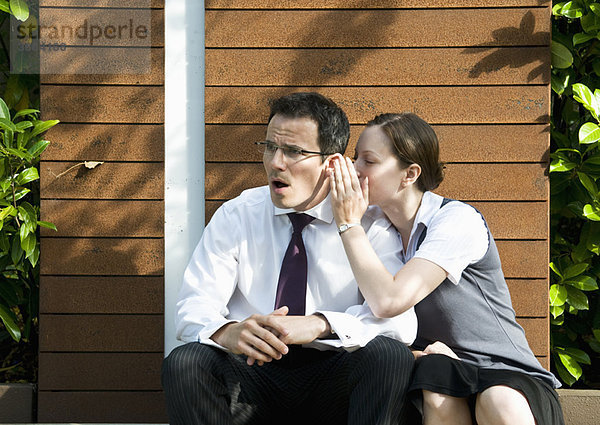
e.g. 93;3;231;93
354;125;406;207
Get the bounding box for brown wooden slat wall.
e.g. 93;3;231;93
205;0;551;370
38;1;166;422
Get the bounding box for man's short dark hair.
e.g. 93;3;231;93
268;92;350;156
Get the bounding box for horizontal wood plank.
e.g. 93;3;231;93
40;200;163;237
41;0;163;7
205;87;549;125
468;202;547;240
438;163;548;201
204;200;547;240
207;0;549;8
40;162;164;200
39;314;163;351
40;238;164;275
38;8;163;47
205;163;547;201
39;353;163;390
41;85;164;123
37;391;168;424
518;317;549;358
508;279;548;318
205;124;549;163
40;276;163;314
40;47;164;85
206;9;549;48
206;48;548;86
43;123;164;161
496;240;548;279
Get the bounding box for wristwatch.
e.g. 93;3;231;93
338;223;361;234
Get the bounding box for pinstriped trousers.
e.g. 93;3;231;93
161;336;417;425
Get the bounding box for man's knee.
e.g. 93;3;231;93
361;336;414;368
162;342;224;387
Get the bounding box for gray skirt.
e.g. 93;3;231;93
408;354;565;425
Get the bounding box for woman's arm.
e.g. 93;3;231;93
340;225;446;317
329;155;447;317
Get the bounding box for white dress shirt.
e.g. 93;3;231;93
404;192;489;283
176;186;417;351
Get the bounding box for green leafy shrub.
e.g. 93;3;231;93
0;97;56;382
551;1;600;387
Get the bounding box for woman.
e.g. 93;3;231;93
328;113;564;425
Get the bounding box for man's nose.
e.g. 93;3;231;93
270;146;287;169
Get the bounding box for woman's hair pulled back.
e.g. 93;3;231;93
366;112;444;192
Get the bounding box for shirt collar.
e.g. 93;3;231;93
273;193;334;224
409;191;444;237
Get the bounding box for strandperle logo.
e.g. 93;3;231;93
10;3;152;75
17;18;150;46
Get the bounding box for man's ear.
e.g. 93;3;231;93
403;164;422;186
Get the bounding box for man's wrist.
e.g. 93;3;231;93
313;313;336;339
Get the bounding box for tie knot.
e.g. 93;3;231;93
288;213;314;233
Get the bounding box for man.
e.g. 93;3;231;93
162;92;417;425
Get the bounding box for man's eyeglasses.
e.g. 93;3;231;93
255;141;331;162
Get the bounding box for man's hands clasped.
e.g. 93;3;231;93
211;306;331;366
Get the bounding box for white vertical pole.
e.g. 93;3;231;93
164;0;205;356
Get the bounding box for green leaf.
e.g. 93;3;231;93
550;284;568;306
583;12;600;32
592;3;600;16
553;2;567;15
563;262;589;279
29;120;59;139
0;117;17;133
10;234;22;265
551;304;565;319
0;98;9;120
14;121;32;133
10;188;31;203
579;122;600;144
574;32;596;45
15;167;38;185
0;0;10;14
557;350;583;382
593;329;600;341
551;157;578;172
0;205;17;221
20;232;35;258
578;172;599;200
9;0;29;22
0;303;21;342
583;203;600;220
561;1;584;18
13;109;39;120
27;140;49;158
564;275;598;290
566;286;590;309
551;311;565;325
573;83;595;109
552;41;574;69
563;347;591;365
27;244;38;267
550;262;563;279
37;221;57;231
4;147;32;161
552;73;570;95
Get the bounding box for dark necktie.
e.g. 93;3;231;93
275;213;315;315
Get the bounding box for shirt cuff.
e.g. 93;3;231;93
316;310;378;348
197;319;239;352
